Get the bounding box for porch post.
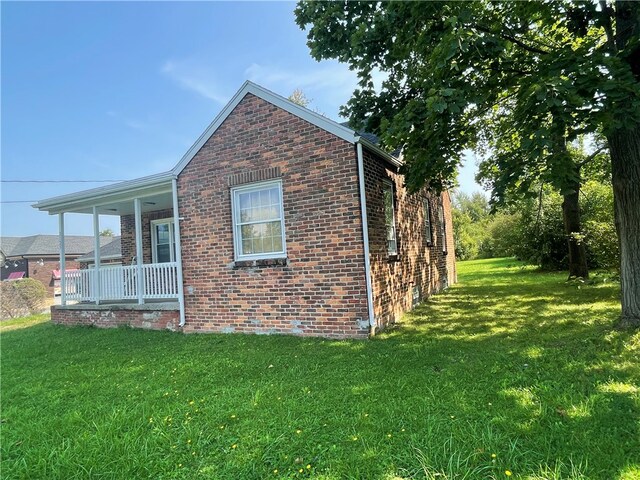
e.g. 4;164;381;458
92;206;101;305
134;198;144;304
58;213;66;306
172;178;186;326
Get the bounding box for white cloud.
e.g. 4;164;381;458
162;59;230;104
123;119;148;131
245;62;388;119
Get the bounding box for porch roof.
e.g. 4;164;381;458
33;172;175;215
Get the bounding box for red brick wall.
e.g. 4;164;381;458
51;305;180;331
26;257;80;296
120;208;174;265
177;93;370;338
362;148;457;329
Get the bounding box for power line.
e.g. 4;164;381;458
1;200;38;203
1;179;126;183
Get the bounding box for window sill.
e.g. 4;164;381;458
233;257;288;269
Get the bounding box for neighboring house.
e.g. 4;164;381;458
34;81;456;338
77;237;123;268
0;235;113;295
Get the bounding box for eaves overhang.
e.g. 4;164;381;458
33;171;175;215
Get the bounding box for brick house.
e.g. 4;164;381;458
35;81;455;338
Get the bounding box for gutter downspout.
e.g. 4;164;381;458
172;178;186;327
356;141;376;335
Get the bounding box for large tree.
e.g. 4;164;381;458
295;0;640;327
476;104;609;279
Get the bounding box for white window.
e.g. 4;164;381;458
151;219;176;263
424;199;433;246
439;204;447;253
231;180;286;261
383;181;398;255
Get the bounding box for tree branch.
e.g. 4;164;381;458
470;24;550;55
599;0;617;53
577;145;607;167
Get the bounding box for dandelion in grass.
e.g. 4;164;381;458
220;425;225;429
299;468;304;473
273;469;278;474
491;454;497;458
296;429;302;434
231;414;236;419
231;444;237;449
387;433;392;438
306;464;311;469
351;436;358;441
189;400;195;405
505;470;512;477
187;439;191;444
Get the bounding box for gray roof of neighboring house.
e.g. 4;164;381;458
77;237;122;263
0;235;113;258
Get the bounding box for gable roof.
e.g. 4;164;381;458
172;81;368;174
34;81;400;214
76;237;122;263
0;235;112;258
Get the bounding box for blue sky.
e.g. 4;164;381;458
1;1;483;237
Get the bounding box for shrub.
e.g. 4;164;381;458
0;278;48;319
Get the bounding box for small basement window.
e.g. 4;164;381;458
383;180;398;256
231;180;286;261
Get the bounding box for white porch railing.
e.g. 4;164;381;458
64;262;179;302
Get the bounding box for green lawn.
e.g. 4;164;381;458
1;258;638;479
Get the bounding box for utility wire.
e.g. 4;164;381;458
1;200;39;203
1;179;126;183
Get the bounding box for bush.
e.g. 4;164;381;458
483;181;619;271
0;278;48;319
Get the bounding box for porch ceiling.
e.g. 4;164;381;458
33;172;175;215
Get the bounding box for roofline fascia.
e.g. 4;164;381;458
33;172;175;213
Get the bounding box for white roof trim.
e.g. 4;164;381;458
34;171;175;214
172;81;359;175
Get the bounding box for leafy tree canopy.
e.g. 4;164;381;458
295;1;640;194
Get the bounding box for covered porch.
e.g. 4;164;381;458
34;172;186;328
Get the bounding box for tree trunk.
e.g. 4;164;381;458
607;124;640;328
562;180;589;279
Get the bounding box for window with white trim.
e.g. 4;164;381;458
383;181;398;255
439;203;447;253
151;219;176;263
424;199;433;246
231;180;286;260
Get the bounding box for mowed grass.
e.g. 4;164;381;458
1;258;638;480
